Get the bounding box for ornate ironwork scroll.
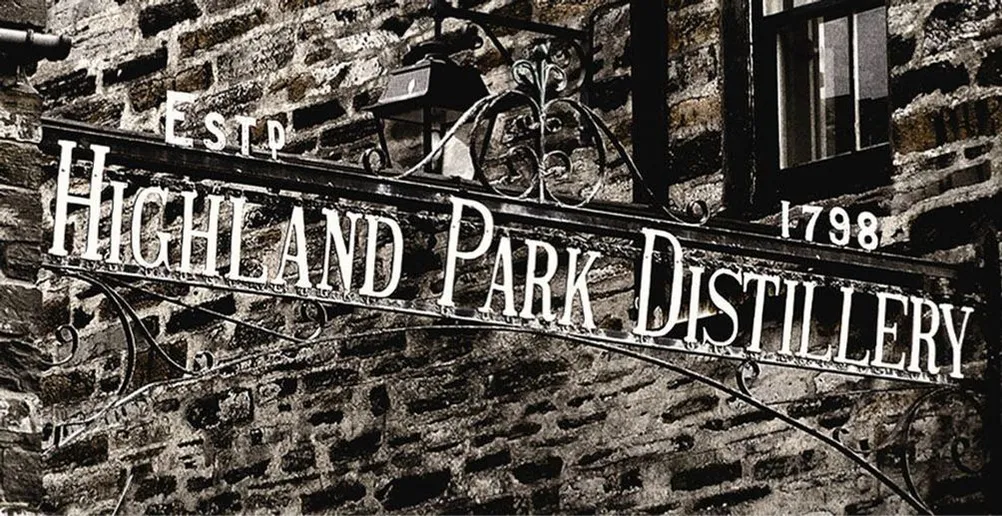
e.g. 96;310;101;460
41;268;985;514
362;41;709;225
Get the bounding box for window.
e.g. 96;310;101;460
751;0;891;205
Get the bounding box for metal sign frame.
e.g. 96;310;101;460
36;48;998;516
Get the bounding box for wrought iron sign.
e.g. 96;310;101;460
37;38;992;516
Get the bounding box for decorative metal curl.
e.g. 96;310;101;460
44;272;220;450
899;386;985;511
42;324;79;367
735;359;761;396
297;299;331;341
731;358;985;514
364;40;709;225
360;147;387;173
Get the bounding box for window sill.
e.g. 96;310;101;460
755;143;891;209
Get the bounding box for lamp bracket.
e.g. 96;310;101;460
430;1;587;42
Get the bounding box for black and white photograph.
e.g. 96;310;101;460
0;0;999;513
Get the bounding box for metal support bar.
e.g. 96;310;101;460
980;222;1001;514
628;0;668;203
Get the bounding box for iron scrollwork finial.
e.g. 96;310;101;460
363;40;710;225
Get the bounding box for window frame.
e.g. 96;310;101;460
749;0;892;209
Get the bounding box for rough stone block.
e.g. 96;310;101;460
318;118;379;148
102;47;168;86
909;189;1001;252
0;394;34;433
892;95;1002;153
178;9;266;57
671;130;722;182
484;358;568;398
223;458;269;484
668;45;718;97
302;367;359;392
892;60;969;109
166;294;236;333
0;445;41;501
964;141;993;159
590;75;631;113
40;369;93;405
0;88;42;143
668;8;719;54
513;455;563;484
196;491;242;513
133;475;177;501
663;394;719;420
281;444;315;472
292;98;347;130
0;284;41;339
307;407;343;426
301;480;365;512
977;46;1002;86
0;241;38;282
369;384;389;416
139;0;202;38
556;411;606;430
0;141;42;189
46;434;108;471
464;449;511;473
184;387;253;430
376;470;451;510
691;485;771;512
406;380;469;414
329;429;381;462
341;332;405;358
36;70;97;103
786;394;853;419
888;34;916;69
670;461;741;491
47;96;123;126
753;449;824;480
217;26;294;82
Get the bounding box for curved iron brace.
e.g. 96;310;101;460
735;358;984;514
40;272;141;394
43;276;962;513
899;386;985;508
43;272;340;451
588;343;934;514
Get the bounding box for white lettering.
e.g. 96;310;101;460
359;215;403;298
439;197;494;307
165;91;195;147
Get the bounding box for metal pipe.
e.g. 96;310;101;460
0;27;71;61
433;2;587;41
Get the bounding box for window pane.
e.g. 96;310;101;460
776;16;854;168
855;7;888;149
763;0;822;15
821;17;854;158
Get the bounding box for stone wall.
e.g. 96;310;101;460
883;0;1002;262
21;0;998;514
0;1;50;507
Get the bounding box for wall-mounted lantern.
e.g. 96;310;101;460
364;40;489;174
365;0;592;175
